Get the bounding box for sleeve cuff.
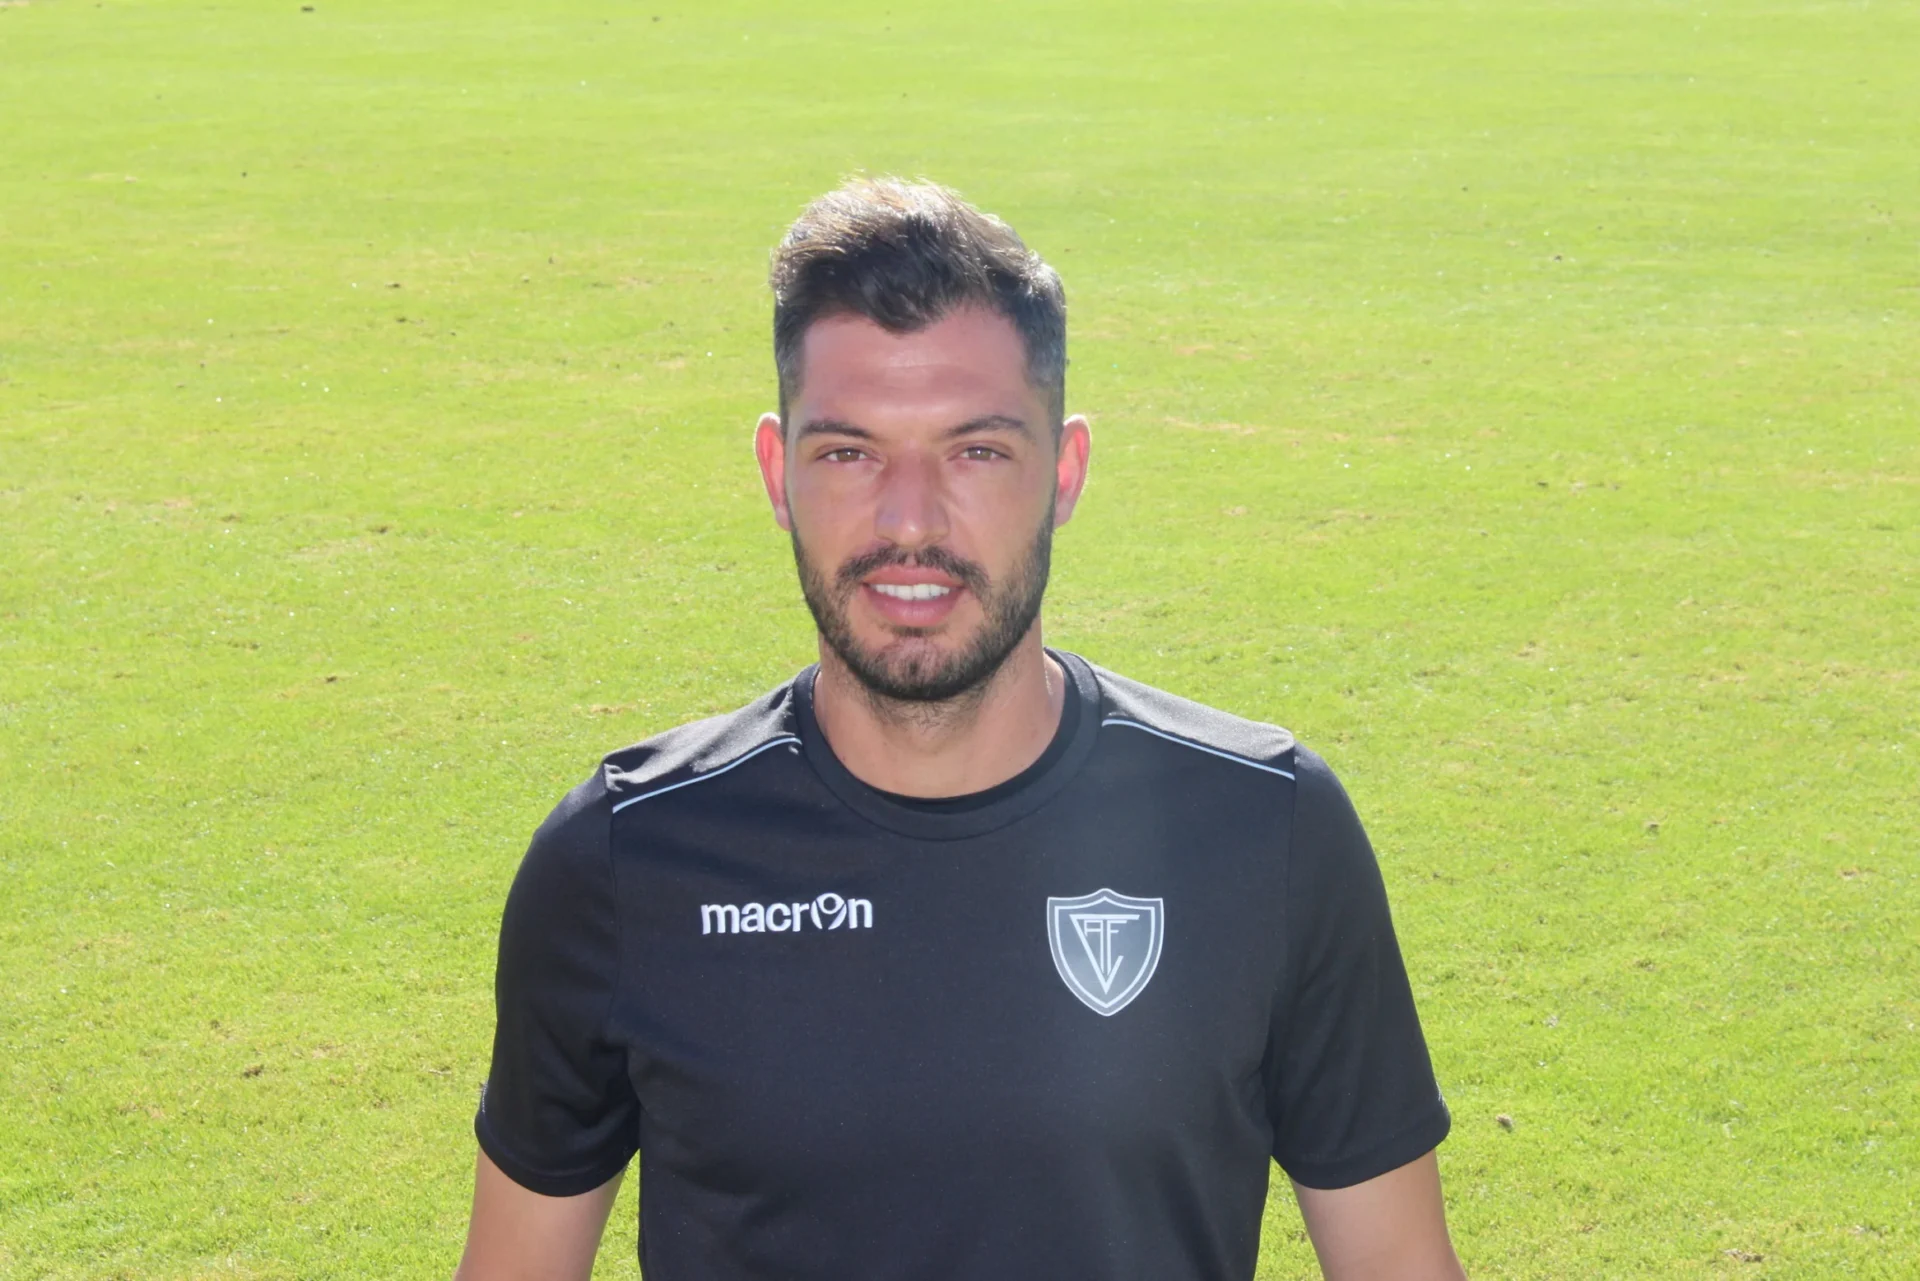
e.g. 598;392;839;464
1277;1103;1452;1191
474;1110;636;1198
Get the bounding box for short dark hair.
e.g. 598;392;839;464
769;177;1067;429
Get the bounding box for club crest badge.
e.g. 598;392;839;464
1047;889;1164;1017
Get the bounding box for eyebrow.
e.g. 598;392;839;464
793;414;1034;442
944;414;1034;440
793;418;874;441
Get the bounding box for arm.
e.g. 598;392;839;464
1271;751;1460;1278
452;1149;623;1281
1294;1149;1465;1281
463;774;639;1277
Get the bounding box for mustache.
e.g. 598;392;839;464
835;543;989;595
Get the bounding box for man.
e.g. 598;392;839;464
454;178;1464;1281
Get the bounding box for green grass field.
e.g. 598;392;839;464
3;0;1916;1276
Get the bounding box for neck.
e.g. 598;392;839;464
811;629;1066;798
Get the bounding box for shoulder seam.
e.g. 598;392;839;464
1100;716;1296;780
596;778;624;1070
606;734;801;813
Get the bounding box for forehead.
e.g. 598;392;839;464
792;307;1041;426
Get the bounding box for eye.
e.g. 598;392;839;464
959;444;1006;462
821;446;869;463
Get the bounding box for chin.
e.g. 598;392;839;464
869;634;961;674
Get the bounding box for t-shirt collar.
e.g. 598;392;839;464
794;648;1103;841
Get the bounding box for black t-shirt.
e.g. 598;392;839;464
476;652;1448;1281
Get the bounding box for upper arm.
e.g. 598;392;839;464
476;776;640;1196
453;1148;624;1281
1293;1149;1465;1281
1267;748;1451;1187
460;780;634;1278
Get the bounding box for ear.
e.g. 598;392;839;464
754;413;793;531
1050;414;1092;528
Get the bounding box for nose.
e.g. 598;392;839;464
872;452;950;552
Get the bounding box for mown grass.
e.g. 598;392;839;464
2;0;1915;1276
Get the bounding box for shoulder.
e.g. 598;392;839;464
502;765;614;949
1288;742;1348;808
596;679;802;813
503;682;802;948
1087;660;1298;779
512;678;801;886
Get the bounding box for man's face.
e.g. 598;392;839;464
755;306;1090;704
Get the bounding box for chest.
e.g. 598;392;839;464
606;795;1287;1184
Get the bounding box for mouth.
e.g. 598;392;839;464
859;572;968;627
868;582;955;602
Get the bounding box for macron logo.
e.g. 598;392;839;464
701;892;873;936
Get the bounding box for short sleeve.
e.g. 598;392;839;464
474;774;640;1196
1267;747;1450;1189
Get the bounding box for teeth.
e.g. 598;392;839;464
872;583;954;601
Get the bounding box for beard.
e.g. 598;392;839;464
793;508;1053;707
